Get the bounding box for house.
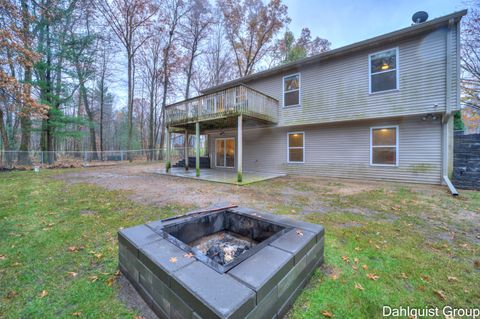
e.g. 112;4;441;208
164;10;466;189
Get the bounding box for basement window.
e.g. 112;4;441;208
369;48;398;93
288;132;304;163
370;126;398;166
283;74;300;107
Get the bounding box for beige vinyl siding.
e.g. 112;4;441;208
245;26;457;127
207;116;442;184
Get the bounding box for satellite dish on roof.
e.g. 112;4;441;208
412;11;429;24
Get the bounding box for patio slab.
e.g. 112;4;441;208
157;167;285;185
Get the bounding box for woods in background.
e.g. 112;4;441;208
1;0;333;160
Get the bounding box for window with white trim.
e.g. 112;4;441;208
288;132;304;163
370;127;398;166
369;48;398;93
283;74;300;107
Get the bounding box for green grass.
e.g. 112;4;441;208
0;170;188;318
1;170;479;318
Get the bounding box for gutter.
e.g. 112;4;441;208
443;175;459;196
442;18;459;196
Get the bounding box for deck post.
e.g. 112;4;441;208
184;129;189;171
166;128;171;173
237;114;243;183
195;122;200;177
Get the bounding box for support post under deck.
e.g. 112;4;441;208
237;115;243;183
166;128;171;173
184;129;189;171
196;122;200;177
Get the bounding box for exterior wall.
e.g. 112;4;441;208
243;24;460;127
207;115;443;184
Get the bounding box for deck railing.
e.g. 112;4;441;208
166;85;278;126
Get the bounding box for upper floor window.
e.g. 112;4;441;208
283;74;300;107
369;48;398;93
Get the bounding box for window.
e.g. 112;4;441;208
283;74;300;107
369;48;398;93
288;132;304;163
370;126;398;166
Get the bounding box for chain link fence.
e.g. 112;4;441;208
0;146;207;170
0;149;162;170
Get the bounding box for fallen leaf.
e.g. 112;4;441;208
0;255;6;260
351;265;358;271
133;316;145;319
362;264;368;270
39;290;48;298
67;246;79;252
447;276;458;282
354;258;359;264
341;256;350;263
354;247;361;251
72;312;82;317
89;276;98;283
367;273;380;281
330;274;338;280
401;273;408;279
169;257;177;263
184;253;194;259
6;291;18;299
115;270;121;277
434;290;446;301
354;282;364;291
421;275;430;282
67;272;78;278
106;276;116;287
474;260;480;269
296;230;304;237
94;253;103;259
321;310;334;318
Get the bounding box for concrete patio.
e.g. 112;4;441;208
157;167;285;185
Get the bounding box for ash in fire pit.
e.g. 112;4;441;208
190;231;257;265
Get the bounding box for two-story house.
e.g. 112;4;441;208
164;10;466;190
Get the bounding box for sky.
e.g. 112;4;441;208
284;0;465;49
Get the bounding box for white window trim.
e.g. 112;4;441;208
287;131;305;164
368;47;399;94
282;73;301;108
370;125;399;167
214;137;235;168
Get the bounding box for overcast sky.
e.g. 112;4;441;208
284;0;465;48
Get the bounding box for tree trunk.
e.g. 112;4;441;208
127;51;134;159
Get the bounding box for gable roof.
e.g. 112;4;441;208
201;9;467;95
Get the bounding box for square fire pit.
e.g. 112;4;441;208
118;207;324;319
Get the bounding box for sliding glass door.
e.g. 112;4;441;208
215;138;235;168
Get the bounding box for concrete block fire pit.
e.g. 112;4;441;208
118;207;324;319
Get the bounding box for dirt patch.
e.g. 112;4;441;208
117;275;158;319
54;164;479;244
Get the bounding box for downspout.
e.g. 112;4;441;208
442;18;458;196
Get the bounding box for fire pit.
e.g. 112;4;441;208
119;207;324;319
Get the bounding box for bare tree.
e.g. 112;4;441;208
193;20;234;90
462;0;480;112
159;0;187;155
181;0;213;99
218;0;290;77
95;0;157;156
138;30;163;159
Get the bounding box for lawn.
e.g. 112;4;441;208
0;168;479;318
